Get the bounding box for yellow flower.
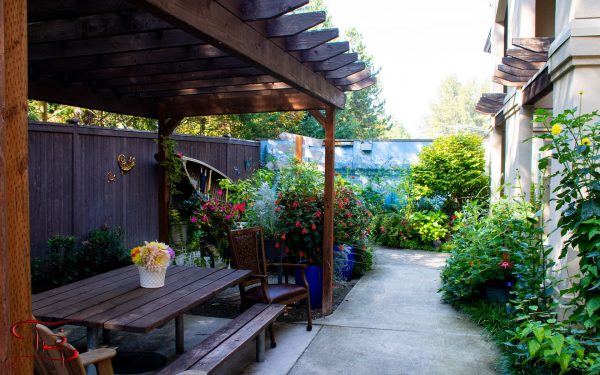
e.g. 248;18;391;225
581;137;592;146
579;91;584;96
551;124;562;135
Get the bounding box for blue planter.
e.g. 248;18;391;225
295;265;322;309
334;244;355;281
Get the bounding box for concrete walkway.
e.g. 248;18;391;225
286;248;499;375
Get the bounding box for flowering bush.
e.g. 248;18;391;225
131;241;175;271
277;190;323;264
440;200;536;303
334;180;372;246
534;104;600;332
276;161;324;264
190;192;246;257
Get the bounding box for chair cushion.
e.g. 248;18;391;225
244;284;307;303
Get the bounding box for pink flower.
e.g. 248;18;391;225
295;221;302;227
190;217;198;223
177;152;183;159
225;214;231;220
217;190;223;196
202;216;208;221
281;234;286;240
500;261;512;269
311;223;317;230
301;228;308;234
275;242;280;249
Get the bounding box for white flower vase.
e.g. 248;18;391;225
138;266;168;288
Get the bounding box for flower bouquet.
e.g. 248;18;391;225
131;241;175;288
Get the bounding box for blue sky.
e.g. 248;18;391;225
324;0;495;136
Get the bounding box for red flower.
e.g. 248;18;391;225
451;215;457;220
299;251;304;258
301;228;308;234
292;201;299;208
316;211;322;218
275;242;280;249
232;202;246;213
311;223;317;230
281;234;286;240
177;152;184;159
295;221;302;227
285;247;290;254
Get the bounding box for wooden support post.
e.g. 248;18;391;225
157;115;183;243
295;134;303;161
1;0;32;373
309;107;335;315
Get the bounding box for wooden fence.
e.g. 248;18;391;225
28;122;260;259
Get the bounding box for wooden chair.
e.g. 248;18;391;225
33;323;116;375
228;227;313;338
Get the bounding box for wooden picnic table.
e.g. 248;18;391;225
32;265;251;356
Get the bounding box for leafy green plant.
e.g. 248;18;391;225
80;226;129;276
409;210;449;242
157;136;184;195
533;104;600;332
247;182;280;239
440;199;538;303
411;133;489;213
46;235;79;287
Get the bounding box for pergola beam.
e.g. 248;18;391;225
28;9;172;43
284;29;339;51
338;76;376;92
64;56;249;82
302;41;349;62
132;0;345;109
138;82;291;98
93;67;264;89
29;28;200;61
266;11;326;37
158;89;327;117
28;0;135;22
31;44;228;75
333;69;371;86
217;0;308;21
314;53;358;72
326;62;366;79
116;74;278;95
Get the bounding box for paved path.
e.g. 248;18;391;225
287;248;499;375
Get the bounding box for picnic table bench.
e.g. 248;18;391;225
157;303;286;375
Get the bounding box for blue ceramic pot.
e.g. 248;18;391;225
295;265;323;309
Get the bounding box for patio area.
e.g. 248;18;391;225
57;247;498;375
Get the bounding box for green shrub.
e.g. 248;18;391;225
32;226;129;292
440;200;537;303
411;133;489;213
409;210;448;242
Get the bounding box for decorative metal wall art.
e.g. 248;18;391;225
106;171;118;183
117;154;136;174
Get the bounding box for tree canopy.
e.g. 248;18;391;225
421;75;490;138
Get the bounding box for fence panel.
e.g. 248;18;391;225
28;123;260;259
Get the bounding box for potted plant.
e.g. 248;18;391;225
333;179;372;280
130;241;175;288
189;191;246;261
276;161;325;308
169;209;188;248
247;182;281;262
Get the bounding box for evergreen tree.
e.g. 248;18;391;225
422;75;489;137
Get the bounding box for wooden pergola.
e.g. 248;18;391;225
1;0;375;371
